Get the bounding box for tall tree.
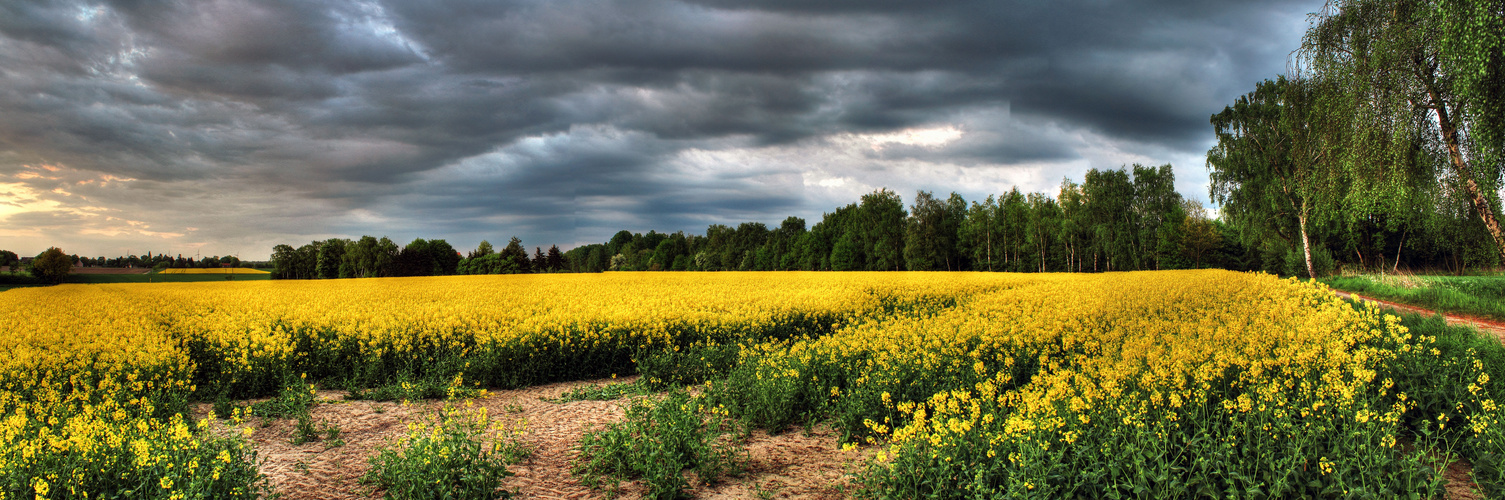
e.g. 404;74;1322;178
1057;180;1087;272
271;244;297;279
470;240;495;259
1000;188;1029;271
29;247;72;284
498;236;531;273
1181;199;1223;268
1303;0;1505;264
0;250;17;274
1083;168;1135;272
1208;77;1340;278
1024;193;1061;273
960;195;1002;271
859;189;907;271
316;239;346;279
1132;164;1184;270
429;240;461;275
905;190;949;271
546;244;566;272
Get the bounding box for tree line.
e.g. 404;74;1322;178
0;250;249;273
0;248;83;284
269;1;1503;280
563;165;1239;274
269;236;568;280
1208;0;1503;277
271;163;1263;279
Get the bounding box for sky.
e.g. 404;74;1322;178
0;0;1325;260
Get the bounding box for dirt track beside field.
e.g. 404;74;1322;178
1330;289;1505;341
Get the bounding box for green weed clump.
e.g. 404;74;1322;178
364;404;530;500
637;342;741;390
238;376;342;446
572;389;742;499
546;379;649;403
346;372;484;402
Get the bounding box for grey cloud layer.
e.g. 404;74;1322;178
0;0;1319;256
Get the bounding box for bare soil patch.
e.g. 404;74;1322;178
209;377;866;499
1446;458;1483;500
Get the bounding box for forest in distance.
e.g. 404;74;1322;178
14;0;1503;282
264;162;1496;282
269;164;1229;280
268;0;1505;281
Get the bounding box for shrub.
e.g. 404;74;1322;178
546;379;649;403
28;247;72;284
572;389;741;499
364;404;529;500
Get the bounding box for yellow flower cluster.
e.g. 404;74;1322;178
750;270;1455;494
0;271;1019;496
6;269;1475;497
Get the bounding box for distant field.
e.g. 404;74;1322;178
0;269;274;291
158;268;270;275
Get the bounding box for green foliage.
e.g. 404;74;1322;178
545;380;650;403
28;247;72;284
1285;245;1336;278
572;389;742;499
317;239;346;280
67;273;272;284
904;190;965;271
1366;308;1505;498
270;167;1285;277
364;405;529;500
0;250;18;273
637;343;741;390
457;237;534;275
1298;0;1505;267
244;377;343;446
248;377;316;419
1321;274;1505;321
346;373;484;402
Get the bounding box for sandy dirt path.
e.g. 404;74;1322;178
214;376;864;499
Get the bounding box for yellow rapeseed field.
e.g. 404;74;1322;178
1;270;1500;498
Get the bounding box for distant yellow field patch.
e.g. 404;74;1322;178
158;268;269;274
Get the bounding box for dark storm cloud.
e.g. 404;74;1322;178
0;0;1321;256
